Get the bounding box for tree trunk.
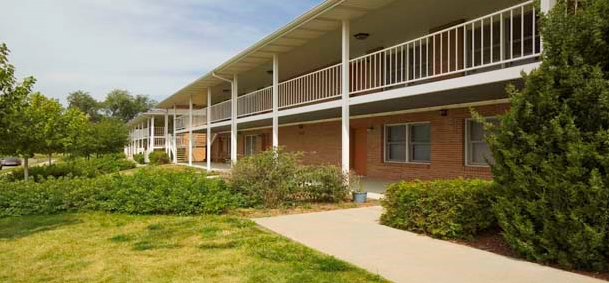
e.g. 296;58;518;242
48;153;52;165
23;158;29;181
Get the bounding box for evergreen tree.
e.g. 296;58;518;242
489;0;609;270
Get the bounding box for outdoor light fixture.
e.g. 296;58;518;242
267;70;273;75
367;126;374;133
440;109;448;116
222;89;230;93
354;33;370;40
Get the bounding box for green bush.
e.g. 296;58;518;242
486;0;609;271
380;179;495;240
133;153;145;164
3;154;135;182
149;151;170;165
296;165;347;203
230;148;348;208
0;168;239;217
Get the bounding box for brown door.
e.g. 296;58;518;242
350;128;368;176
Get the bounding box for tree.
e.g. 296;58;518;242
102;89;156;122
28;93;65;163
92;118;129;155
489;0;609;271
67;90;101;122
0;43;36;176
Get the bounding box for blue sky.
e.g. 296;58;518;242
0;0;322;104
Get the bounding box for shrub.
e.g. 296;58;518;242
230;148;301;208
486;0;609;271
3;154;135;182
230;148;348;208
149;151;170;165
0;168;240;217
133;153;145;164
380;179;495;240
296;165;348;203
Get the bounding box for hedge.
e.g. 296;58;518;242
3;154;135;182
0;168;240;217
380;179;495;240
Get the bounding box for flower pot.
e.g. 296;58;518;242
352;191;367;203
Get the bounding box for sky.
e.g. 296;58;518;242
0;0;322;105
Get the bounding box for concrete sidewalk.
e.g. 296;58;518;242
254;206;605;283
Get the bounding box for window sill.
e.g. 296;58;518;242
464;164;491;168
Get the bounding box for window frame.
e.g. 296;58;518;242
244;135;257;156
464;117;497;167
383;122;431;164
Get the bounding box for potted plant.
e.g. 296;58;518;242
349;172;367;203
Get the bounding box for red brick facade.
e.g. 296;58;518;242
210;103;509;180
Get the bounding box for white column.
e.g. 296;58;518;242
146;118;153;162
272;54;279;148
540;0;556;13
540;0;556;53
164;111;169;155
173;105;177;164
188;96;193;166
231;74;238;163
341;19;350;175
206;87;212;172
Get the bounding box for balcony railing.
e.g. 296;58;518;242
153;137;165;147
210;100;231;122
238;86;273;117
279;63;342;109
350;0;538;95
177;1;538;129
192;109;208;127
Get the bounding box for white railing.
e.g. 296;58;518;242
175;116;186;130
350;1;538;95
238;86;273;117
153;137;165;147
176;134;188;148
279;63;342;109
192;108;208;127
210;100;232;122
153;127;164;136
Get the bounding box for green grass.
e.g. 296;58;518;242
0;213;387;283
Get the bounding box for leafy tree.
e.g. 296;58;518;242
68;117;128;158
67;90;101;122
0;43;35;176
28;93;65;163
93;118;129;155
103;89;156;122
489;0;609;271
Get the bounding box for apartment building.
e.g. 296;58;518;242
126;0;555;180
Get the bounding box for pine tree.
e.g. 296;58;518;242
490;0;609;270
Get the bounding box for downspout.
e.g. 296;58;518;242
212;72;236;164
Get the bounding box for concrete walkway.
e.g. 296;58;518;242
254;206;605;283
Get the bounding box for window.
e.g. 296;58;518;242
245;135;257;156
384;123;431;163
465;118;498;166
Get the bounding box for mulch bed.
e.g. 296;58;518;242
451;228;609;281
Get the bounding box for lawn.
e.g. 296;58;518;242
0;213;388;283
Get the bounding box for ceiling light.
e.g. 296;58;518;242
354;33;370;40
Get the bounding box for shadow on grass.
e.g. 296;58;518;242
0;214;81;239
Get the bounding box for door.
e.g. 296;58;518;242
350;128;368;176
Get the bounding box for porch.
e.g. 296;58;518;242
168;0;540;132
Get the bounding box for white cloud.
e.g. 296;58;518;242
0;0;320;104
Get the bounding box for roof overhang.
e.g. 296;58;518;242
157;0;395;109
126;109;191;127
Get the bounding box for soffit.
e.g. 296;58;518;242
157;0;395;109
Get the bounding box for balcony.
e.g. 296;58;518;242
178;1;539;131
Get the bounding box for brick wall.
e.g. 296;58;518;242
219;103;508;181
